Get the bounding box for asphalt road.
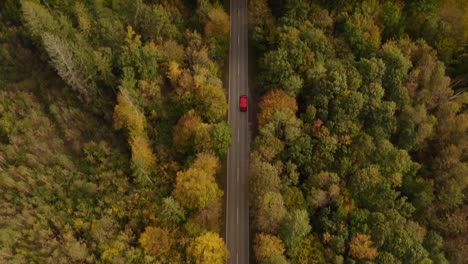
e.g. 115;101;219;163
226;0;250;263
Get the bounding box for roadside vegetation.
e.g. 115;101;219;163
0;0;230;262
248;0;467;263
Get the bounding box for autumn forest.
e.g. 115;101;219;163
0;0;467;264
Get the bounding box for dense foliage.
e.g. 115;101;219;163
0;0;230;262
249;0;467;263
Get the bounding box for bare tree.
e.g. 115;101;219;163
41;32;91;102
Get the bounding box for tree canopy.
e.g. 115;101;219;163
0;0;230;262
249;0;467;263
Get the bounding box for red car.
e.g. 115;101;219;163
239;95;247;112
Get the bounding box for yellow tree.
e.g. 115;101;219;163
194;83;227;123
166;60;182;86
173;110;202;152
139;226;173;256
349;233;379;260
173;110;213;154
130;135;156;183
123;25;142;51
256;192;287;233
113;90;156;183
73;2;91;37
192;152;220;175
193;122;214;154
258;89;298;125
204;6;230;41
113;91;145;137
173;153;222;210
187;232;229;264
248;0;276;32
254;233;285;263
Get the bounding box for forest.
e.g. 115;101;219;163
248;0;467;263
0;0;231;263
0;0;467;263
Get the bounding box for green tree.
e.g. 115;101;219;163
295;235;327;264
299;24;333;61
381;226;430;263
282;161;300;187
283;0;311;26
343;12;382;57
158;197;186;228
357;57;386;86
282;187;306;211
371;139;417;188
248;0;276;50
376;251;402;264
423;230;449;264
350;165;384;195
264;255;289;264
378;42;412;109
252;132;285;162
276;26;311;72
287;134;314;175
119;26;161;80
136;4;178;41
279;209;312;259
92;9;126;50
21;0;60;39
249;153;281;204
363;100;397;139
262;110;303;143
258;48;295;93
210;122;232;157
380;2;404;41
73;2;91;37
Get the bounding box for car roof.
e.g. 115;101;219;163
240;95;247;106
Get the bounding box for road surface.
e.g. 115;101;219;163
226;0;250;263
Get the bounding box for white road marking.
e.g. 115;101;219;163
238;63;239;75
237;207;239;224
237;167;239;183
238;35;239;45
